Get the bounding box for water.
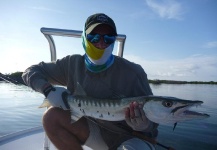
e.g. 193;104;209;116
0;82;46;136
0;81;216;150
150;84;217;150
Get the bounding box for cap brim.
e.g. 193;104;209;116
86;23;117;35
85;23;101;34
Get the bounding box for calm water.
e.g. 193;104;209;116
0;81;216;150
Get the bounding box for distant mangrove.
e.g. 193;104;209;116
1;72;217;85
149;79;217;85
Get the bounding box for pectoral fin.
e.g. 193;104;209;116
39;99;51;108
173;122;177;131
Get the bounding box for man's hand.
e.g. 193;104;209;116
43;85;71;110
125;101;150;131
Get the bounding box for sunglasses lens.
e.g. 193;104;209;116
87;34;116;44
87;34;100;43
104;35;116;44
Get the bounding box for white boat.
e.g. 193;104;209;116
0;126;92;150
0;126;59;150
0;125;157;150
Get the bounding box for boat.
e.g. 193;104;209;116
0;126;93;150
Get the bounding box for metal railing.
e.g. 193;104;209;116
40;27;126;150
40;27;126;61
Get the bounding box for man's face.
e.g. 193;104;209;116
89;24;115;49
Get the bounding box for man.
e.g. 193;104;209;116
22;13;158;150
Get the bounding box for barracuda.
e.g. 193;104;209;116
40;84;209;125
67;95;209;125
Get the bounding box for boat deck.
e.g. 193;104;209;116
0;126;92;150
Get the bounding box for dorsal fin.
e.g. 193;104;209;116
108;87;126;99
74;82;87;96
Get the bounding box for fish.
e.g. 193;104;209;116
40;84;209;125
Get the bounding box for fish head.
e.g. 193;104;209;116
143;96;209;125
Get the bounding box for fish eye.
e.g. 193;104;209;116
162;101;173;107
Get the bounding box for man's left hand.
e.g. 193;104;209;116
125;101;150;131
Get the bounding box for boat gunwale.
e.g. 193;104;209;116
0;126;43;146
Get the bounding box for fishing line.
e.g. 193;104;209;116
84;117;175;150
3;76;175;149
80;78;176;149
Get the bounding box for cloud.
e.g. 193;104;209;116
125;54;217;81
145;0;184;20
203;41;217;49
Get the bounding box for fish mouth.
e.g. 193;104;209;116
171;101;209;118
183;110;210;117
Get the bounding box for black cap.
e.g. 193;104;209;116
85;13;117;35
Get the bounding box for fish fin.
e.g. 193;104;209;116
74;82;87;96
70;115;77;124
38;99;51;108
173;122;177;131
111;93;126;99
108;88;126;99
70;109;82;123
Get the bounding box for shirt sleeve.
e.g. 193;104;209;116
22;56;70;93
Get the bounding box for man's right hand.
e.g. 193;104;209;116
43;85;71;110
125;102;151;131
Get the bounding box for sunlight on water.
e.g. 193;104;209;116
0;81;217;149
0;82;46;136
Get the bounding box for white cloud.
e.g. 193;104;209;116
203;41;217;49
145;0;184;20
125;54;217;81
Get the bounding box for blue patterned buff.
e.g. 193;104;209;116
82;29;115;73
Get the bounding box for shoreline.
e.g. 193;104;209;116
1;72;217;85
148;79;217;85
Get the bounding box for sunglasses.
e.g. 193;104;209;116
86;34;116;44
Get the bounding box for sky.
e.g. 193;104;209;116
0;0;217;81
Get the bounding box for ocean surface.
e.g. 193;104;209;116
0;81;216;150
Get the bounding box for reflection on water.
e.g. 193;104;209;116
0;81;46;136
0;82;217;149
150;83;217;150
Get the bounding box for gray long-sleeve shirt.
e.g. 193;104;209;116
22;54;157;148
22;55;153;98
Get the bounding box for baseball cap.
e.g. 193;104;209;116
85;13;117;35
